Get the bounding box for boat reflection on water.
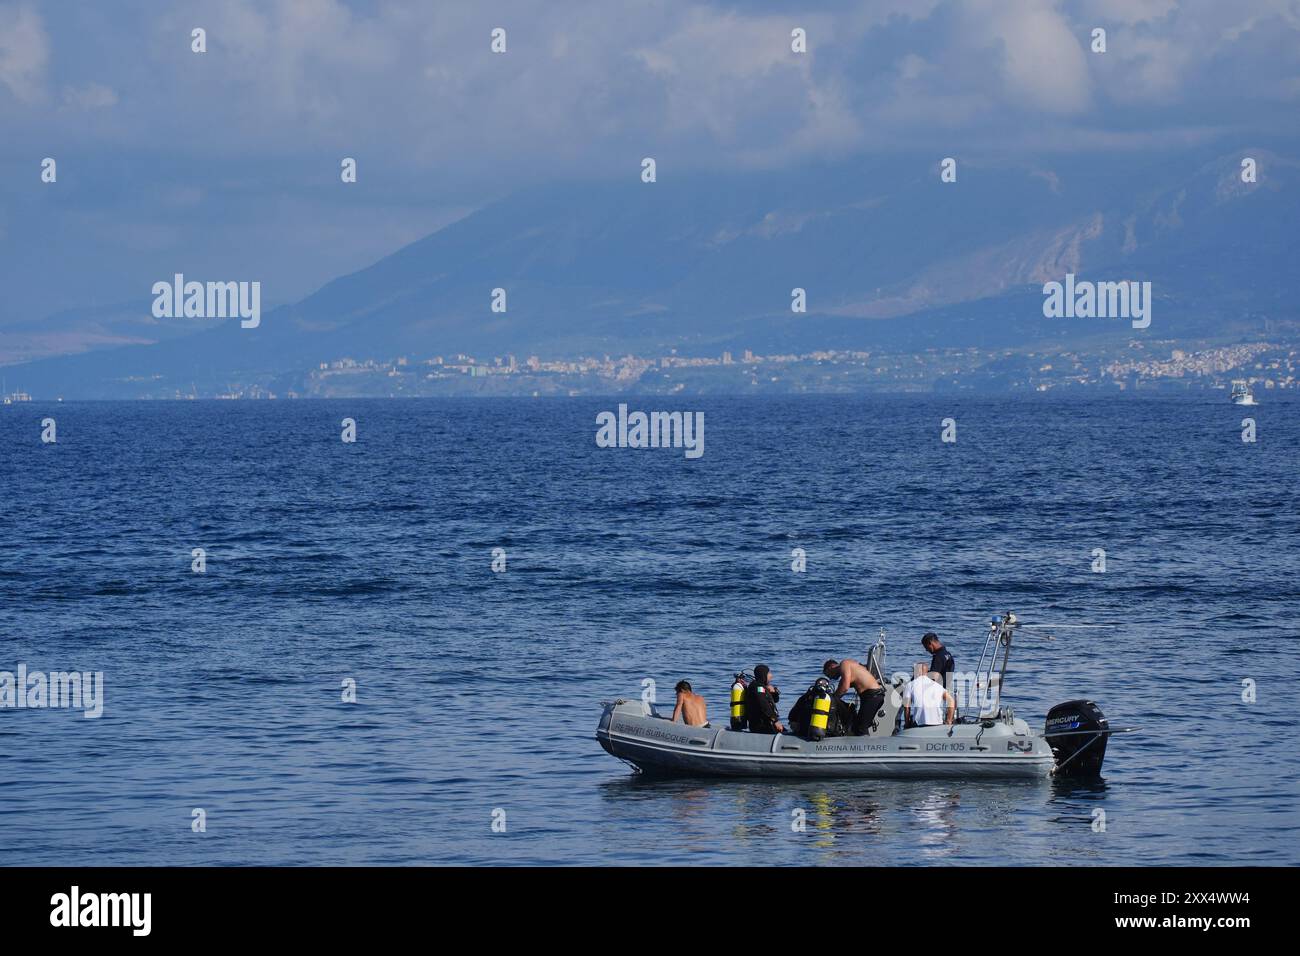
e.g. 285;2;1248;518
598;774;1065;863
908;790;962;857
1047;776;1111;823
1049;775;1109;799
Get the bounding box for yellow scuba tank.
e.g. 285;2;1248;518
730;673;749;730
809;684;832;741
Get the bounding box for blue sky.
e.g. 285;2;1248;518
2;0;1298;324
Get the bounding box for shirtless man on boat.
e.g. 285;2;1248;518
671;680;709;727
823;658;887;735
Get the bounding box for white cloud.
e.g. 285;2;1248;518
0;3;48;103
1076;0;1177;25
61;82;118;110
1;0;1298;328
632;9;858;161
5;0;1294;172
971;0;1092;114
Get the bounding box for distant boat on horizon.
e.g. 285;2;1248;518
1230;380;1257;406
2;378;33;404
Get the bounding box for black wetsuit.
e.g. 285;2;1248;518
788;689;813;736
745;683;781;734
853;687;887;735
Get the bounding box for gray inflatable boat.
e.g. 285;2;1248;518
597;613;1130;780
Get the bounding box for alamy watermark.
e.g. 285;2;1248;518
1;664;103;718
50;886;150;936
595;403;704;459
890;671;1001;713
151;274;261;328
1042;273;1151;329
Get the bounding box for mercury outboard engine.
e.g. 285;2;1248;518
1044;700;1110;776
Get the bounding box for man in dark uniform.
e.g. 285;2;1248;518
744;664;784;734
922;633;955;690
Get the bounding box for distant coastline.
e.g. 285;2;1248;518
5;338;1292;401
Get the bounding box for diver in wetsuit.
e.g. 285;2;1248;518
744;664;784;734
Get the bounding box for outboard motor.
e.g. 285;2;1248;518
1045;700;1110;776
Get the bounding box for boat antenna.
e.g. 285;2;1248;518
963;617;1119;720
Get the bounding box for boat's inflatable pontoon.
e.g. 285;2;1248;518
597;690;1057;779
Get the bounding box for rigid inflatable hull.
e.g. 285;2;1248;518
597;700;1055;779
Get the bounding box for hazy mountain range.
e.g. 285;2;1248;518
6;142;1298;399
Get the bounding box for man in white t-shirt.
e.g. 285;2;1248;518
903;664;956;727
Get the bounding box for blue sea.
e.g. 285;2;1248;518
1;395;1297;866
